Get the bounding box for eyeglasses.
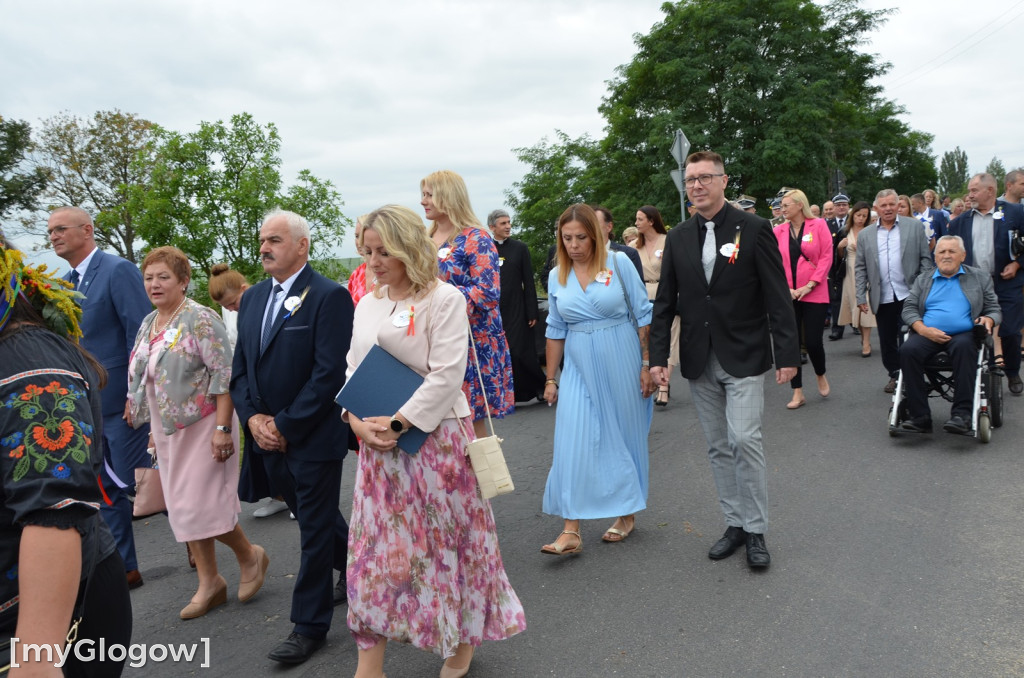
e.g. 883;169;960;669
46;224;86;237
683;173;725;187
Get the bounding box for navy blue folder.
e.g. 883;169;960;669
334;344;428;455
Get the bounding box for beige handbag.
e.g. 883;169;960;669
460;339;514;499
133;449;166;518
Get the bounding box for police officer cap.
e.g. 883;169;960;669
832;194;850;204
736;195;756;209
770;198;782;209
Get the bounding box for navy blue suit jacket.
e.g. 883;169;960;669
65;249;151;417
230;264;354;463
946;200;1024;292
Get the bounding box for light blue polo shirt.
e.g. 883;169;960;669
922;266;972;335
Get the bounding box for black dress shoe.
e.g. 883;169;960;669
800;353;808;365
1008;375;1023;395
943;415;970;435
851;326;861;336
898;416;932;433
708;526;746;560
745;533;771;568
333;573;347;606
267;632;325;664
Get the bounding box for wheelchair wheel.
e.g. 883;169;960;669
989;371;1003;428
977;413;992;443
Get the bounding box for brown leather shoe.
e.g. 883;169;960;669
126;569;144;590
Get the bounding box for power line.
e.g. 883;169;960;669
883;0;1024;88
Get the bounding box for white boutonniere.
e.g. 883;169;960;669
164;325;182;350
283;287;310;320
438;247;452;260
994;209;1004;221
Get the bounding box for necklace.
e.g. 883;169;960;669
152;296;188;337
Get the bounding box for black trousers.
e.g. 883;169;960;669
792;301;828;388
875;299;905;378
828;277;844;335
899;331;977;420
65;551;133;678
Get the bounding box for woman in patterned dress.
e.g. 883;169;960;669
421;170;514;438
126;247;268;620
344;205;525;678
347;213;374;305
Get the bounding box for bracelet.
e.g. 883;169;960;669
545;379;558;388
641;359;650;366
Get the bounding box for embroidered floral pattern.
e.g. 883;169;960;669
1;382;90;482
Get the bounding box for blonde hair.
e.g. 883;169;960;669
421;170;482;246
208;263;248;303
355;213;372;258
782;189;814;220
556;204;607;287
363;205;438;299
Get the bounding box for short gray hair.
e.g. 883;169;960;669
875;188;898;202
970;173;998;189
936;234;965;251
262;208;311;243
487;209;509;228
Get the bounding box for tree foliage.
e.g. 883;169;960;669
133;113;348;299
504;131;599;276
506;0;938;259
33;110;158;262
0;116;48;225
984;156;1006;196
937;146;969;197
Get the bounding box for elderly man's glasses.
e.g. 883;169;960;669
684;173;725;187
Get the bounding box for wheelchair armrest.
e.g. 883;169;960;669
972;323;989;350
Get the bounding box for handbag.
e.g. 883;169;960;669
460;339;514;500
133;449;166;518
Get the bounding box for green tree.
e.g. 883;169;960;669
937;146;969;197
504;131;599;278
0;116;49;225
134;113;349;300
34;110;159;262
985;156;1006;196
508;0;938;252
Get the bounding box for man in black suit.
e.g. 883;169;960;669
488;209;546;402
230;209;354;664
650;150;799;570
827;194;851;340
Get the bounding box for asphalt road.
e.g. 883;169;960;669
125;335;1024;677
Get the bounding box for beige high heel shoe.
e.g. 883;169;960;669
180;575;228;619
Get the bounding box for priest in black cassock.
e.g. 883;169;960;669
488;209;546;402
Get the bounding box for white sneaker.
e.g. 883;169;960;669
289;512;296;520
253;499;289;518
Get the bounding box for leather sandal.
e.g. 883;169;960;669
602;516;635;542
541;529;582;555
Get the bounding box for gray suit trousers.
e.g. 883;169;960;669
688;351;769;534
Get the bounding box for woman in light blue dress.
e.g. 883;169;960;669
541;204;655;555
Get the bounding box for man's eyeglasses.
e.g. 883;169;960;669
683;173;725;188
46;224;86;237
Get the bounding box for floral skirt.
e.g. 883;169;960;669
346;417;526;657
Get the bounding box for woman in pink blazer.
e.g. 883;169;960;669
774;189;833;409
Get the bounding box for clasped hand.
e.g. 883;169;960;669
349;415;401;452
248;413;287;452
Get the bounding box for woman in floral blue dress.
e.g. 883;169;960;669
421;170;514;437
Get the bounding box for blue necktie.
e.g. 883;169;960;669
260;285;283;353
69;269;80;290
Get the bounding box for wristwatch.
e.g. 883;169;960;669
389;417;407;435
215;425;232;434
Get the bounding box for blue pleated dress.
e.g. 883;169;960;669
542;250;654;519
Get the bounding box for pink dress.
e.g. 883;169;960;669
345;283;526;657
147;333;240;542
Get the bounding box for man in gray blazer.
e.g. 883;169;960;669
855;189;934;392
898;236;1000;433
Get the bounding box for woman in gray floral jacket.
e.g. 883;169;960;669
127;246;269;620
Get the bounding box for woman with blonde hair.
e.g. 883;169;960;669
421;170;514;437
897;195;913;218
347;214;374;305
773;189;833;409
344;205;525;678
127;247;268;619
541;204;654;555
622;225;639;248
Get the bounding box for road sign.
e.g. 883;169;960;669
670;129;690;165
671;169;684;193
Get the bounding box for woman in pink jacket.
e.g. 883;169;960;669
774;189;833;409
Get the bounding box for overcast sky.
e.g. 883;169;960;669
4;0;1022;266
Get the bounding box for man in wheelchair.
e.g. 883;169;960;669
898;235;1001;434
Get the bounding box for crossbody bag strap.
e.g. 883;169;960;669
467;338;496;438
611;253;638;329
